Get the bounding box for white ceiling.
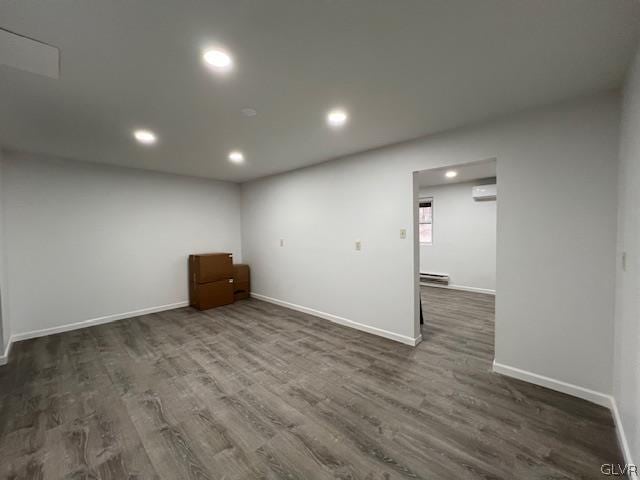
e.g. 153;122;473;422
417;159;496;187
1;1;639;183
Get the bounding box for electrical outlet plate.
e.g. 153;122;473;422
400;229;407;239
355;241;361;251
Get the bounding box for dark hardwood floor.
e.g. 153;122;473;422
0;287;621;479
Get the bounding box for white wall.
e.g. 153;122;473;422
242;92;619;396
2;151;242;337
614;44;640;470
419;179;496;292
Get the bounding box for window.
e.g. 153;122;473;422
419;198;432;244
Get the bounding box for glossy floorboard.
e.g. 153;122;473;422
0;287;621;479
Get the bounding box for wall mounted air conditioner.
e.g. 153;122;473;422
472;184;497;201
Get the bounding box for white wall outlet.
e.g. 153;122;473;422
355;240;362;251
400;229;407;239
280;239;284;247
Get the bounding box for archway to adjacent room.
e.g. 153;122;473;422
412;158;498;356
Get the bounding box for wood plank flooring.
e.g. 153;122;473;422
0;287;622;479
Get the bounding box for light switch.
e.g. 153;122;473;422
355;241;361;251
400;229;407;239
280;239;284;247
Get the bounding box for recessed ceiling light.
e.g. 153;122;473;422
445;170;458;178
133;129;157;145
327;109;348;128
203;48;233;71
228;151;244;163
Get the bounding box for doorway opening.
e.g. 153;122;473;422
413;158;497;358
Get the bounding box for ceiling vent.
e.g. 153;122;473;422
0;28;59;79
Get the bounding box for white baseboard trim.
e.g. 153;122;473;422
0;336;14;366
609;397;639;479
492;360;611;407
493;360;637;477
10;301;190;344
420;282;495;295
251;293;422;346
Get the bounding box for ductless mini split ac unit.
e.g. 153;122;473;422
472;184;497;201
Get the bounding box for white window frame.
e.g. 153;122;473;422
419;197;433;245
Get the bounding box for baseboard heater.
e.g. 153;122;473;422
420;272;450;286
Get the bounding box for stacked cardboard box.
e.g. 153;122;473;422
188;253;234;310
188;254;251;310
233;264;250;301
